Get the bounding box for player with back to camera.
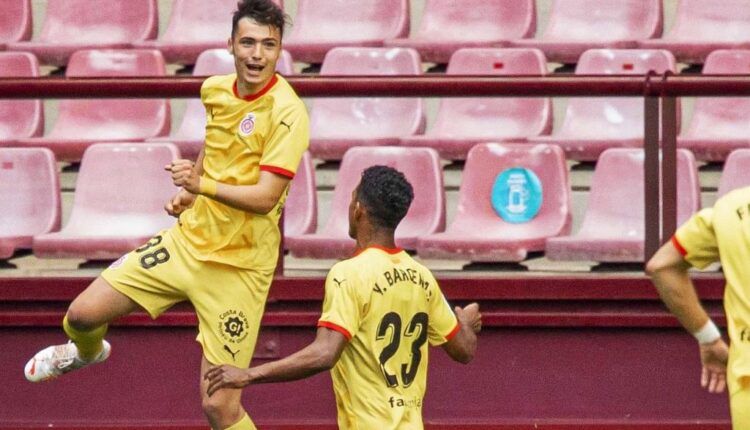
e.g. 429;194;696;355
205;165;482;430
23;1;308;429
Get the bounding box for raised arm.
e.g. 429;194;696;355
441;303;481;364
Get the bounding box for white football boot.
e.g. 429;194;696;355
24;340;111;382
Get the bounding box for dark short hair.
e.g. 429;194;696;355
232;0;288;40
357;166;414;229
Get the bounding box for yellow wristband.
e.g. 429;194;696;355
199;177;217;197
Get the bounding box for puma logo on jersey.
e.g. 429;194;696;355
280;120;292;132
224;344;240;361
333;278;346;287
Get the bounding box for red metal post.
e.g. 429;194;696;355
661;96;678;243
644;90;661;263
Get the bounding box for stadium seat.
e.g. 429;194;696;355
416;143;571;262
0;148;60;259
638;0;750;64
7;0;158;67
309;47;425;160
400;48;552;160
132;0;282;65
677;50;750;161
545;148;700;263
16;49;170;162
0;0;31;49
718;149;750;198
287;147;445;259
383;0;535;64
0;52;43;146
33;143;179;260
510;0;662;64
283;0;409;64
528;49;678;161
284;151;317;240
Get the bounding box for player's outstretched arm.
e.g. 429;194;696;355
441;303;481;364
204;327;347;396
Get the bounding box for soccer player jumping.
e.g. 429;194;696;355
24;1;307;429
205;166;482;429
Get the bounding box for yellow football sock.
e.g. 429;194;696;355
224;414;256;430
63;314;107;362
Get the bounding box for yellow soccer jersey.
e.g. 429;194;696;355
673;186;750;381
318;246;459;430
173;73;309;270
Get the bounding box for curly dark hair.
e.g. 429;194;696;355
232;0;289;39
356;165;414;229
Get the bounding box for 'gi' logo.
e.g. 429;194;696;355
239;113;256;136
218;309;250;344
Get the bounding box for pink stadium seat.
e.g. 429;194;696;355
511;0;662;64
133;0;282;65
309;47;425;160
284;151;317;240
545;149;700;263
7;0;157;67
0;148;60;259
528;49;678;161
400;48;552;160
16;49;170;162
147;49;293;160
718;149;750;198
33;143;180;260
416;143;571;262
0;0;31;49
678;50;750;161
0;52;43;145
383;0;535;64
287;147;445;259
638;0;750;64
283;0;409;64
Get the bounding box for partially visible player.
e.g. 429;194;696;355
646;186;750;429
205;166;481;429
23;1;308;429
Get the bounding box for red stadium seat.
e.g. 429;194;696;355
0;0;31;49
416;143;571;262
400;48;552;160
511;0;662;64
7;0;157;67
33;143;179;260
0;148;60;259
545;148;700;263
287;147;445;259
283;0;409;64
383;0;535;64
16;49;170;162
0;52;43;145
678;50;750;161
718;149;750;198
528;49;678;161
284;151;317;240
309;47;425;160
638;0;750;64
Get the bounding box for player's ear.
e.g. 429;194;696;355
227;37;234;54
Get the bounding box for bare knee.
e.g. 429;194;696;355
66;298;105;331
202;391;243;427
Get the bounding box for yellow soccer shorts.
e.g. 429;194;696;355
729;372;750;430
101;229;273;367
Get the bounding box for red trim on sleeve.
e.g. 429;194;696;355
233;74;279;101
671;236;688;256
445;323;461;341
318;321;352;341
260;165;295;178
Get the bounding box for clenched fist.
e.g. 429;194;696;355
165;159;201;194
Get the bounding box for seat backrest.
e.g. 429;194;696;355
284;151;317;236
683;50;750;138
557;49;677;138
449;143;570;236
0;0;31;43
579;148;700;235
718;149;750;198
161;0;245;42
429;48;551;138
542;0;662;40
414;0;534;39
289;0;409;41
323;147;445;239
666;0;750;40
0;52;43;139
38;0;157;43
311;48;423;138
0;148;60;236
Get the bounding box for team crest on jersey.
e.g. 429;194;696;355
239;113;256;137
